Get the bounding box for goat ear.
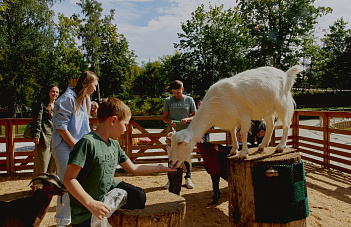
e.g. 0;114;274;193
184;135;191;143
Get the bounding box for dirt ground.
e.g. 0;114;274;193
0;162;350;227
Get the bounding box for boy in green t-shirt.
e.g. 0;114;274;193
64;97;176;226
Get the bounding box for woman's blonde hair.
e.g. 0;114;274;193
74;71;98;114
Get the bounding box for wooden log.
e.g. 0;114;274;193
228;147;308;227
108;190;186;226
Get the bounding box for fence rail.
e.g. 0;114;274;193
1;110;350;175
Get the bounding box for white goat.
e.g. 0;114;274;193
168;65;303;168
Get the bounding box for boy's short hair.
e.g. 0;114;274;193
170;80;183;90
97;97;131;122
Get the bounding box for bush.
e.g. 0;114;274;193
125;98;165;116
293;91;351;108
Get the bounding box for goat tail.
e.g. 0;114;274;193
285;65;304;91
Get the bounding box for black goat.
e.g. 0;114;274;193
196;142;231;205
0;173;67;227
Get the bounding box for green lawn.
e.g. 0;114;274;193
0;125;26;135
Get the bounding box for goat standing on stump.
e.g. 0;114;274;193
167;65;303;168
0;173;67;227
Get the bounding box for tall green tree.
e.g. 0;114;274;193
296;34;323;89
132;61;167;99
54;13;88;91
320;18;351;89
0;0;57;117
159;52;189;92
0;0;12;20
99;9;136;100
77;0;136;100
237;0;331;70
174;4;252;95
77;0;103;77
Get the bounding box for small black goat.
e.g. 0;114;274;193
196;142;231;205
0;173;67;227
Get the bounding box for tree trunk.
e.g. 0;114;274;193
108;190;186;227
228;147;308;227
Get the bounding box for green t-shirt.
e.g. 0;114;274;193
68;131;129;224
163;95;197;132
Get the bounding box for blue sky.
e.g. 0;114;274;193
51;0;351;65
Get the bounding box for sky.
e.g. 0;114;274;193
51;0;351;65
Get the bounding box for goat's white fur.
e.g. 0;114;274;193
168;65;303;168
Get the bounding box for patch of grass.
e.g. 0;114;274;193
0;125;26;135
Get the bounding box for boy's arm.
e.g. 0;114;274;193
64;164;111;220
120;159;176;175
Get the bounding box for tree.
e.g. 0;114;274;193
77;0;103;77
99;9;136;100
54;13;88;91
237;0;331;70
0;0;11;20
159;52;189;92
0;0;57;117
132;61;167;99
296;34;324;89
320;18;351;89
77;0;136;101
174;4;252;95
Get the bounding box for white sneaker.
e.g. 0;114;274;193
185;178;194;189
164;180;170;189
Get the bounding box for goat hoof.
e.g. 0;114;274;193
227;152;235;157
276;145;285;153
258;144;265;151
238;151;248;160
229;148;237;155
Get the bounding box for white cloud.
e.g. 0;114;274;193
115;0;238;63
314;0;351;34
52;0;351;65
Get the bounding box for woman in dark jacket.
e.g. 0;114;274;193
32;84;59;177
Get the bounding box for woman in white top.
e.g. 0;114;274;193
52;71;98;226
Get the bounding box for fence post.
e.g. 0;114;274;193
5;120;9;174
292;111;299;149
125;122;133;158
6;119;15;174
322;114;330;168
226;130;232;146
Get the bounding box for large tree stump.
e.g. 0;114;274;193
108;190;186;226
228;147;308;227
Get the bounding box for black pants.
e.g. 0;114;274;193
117;181;146;209
184;161;191;179
72;181;146;226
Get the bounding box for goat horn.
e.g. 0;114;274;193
29;173;67;191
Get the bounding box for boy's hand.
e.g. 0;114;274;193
88;200;111;220
257;130;265;137
157;164;177;172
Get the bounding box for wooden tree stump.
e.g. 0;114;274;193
228;147;308;227
108;190;186;226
